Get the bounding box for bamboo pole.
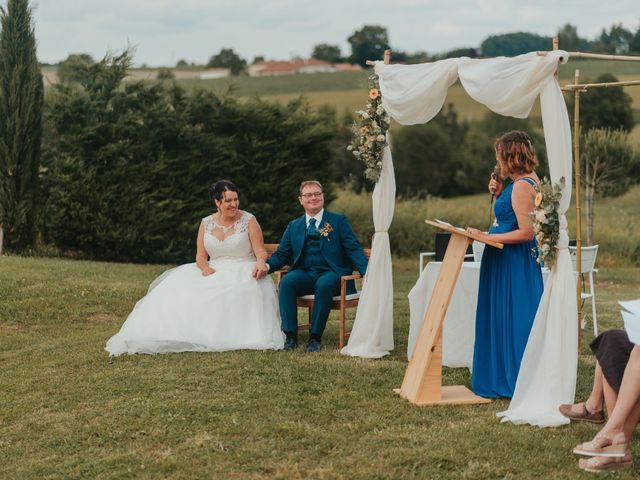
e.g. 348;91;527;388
567;51;640;62
537;51;640;62
365;49;393;66
573;69;583;349
562;79;640;91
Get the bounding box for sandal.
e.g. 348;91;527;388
578;454;633;473
573;433;629;458
559;402;605;424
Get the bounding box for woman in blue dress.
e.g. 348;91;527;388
466;130;544;398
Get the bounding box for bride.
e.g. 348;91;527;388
106;180;285;355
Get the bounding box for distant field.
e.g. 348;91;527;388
42;58;640;144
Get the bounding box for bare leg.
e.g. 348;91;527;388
570;362;604;414
562;362;605;418
598;345;640;443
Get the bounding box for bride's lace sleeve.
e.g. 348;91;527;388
236;211;254;233
201;215;215;235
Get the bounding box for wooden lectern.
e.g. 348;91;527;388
396;220;503;406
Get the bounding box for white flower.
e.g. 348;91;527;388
362;112;370;119
535;211;547;223
376;134;385;142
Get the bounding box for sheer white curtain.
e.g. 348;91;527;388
357;50;577;427
341;145;395;358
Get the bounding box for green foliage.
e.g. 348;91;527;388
41;53;337;262
566;74;635;132
593;23;634;54
207;48;246;76
390;107;546;199
581;128;639;198
348;25;390;67
56;53;94;84
156;67;174;80
0;0;44;251
311;43;343;63
480;32;551;57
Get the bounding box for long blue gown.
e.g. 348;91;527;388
471;177;543;398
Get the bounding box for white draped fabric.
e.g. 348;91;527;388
348;50;577;427
341;146;396;358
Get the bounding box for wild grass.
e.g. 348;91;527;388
1;254;639;479
332;184;640;265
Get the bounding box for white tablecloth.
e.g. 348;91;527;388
407;262;549;370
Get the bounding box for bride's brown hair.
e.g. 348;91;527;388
209;180;239;206
494;131;538;179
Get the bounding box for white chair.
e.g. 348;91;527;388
569;245;599;336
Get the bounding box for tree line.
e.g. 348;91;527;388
55;21;640;79
2;1;639;258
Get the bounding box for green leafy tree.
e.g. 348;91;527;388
56;53;94;84
480;32;551;57
565;74;634;132
41;53;338;261
557;24;581;51
348;25;390;67
0;0;44;253
581;129;640;244
175;59;188;68
207;48;246;75
311;43;342;63
593;23;634;53
459;112;547;195
631;25;640;53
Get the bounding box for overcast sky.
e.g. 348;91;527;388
31;0;639;66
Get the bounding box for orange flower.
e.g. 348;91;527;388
534;192;543;207
368;88;379;100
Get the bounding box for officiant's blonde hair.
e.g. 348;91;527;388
494;131;538;179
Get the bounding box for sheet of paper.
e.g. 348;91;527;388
619;299;640;316
621;310;640;345
433;218;465;232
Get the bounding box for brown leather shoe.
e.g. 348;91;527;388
559;402;605;424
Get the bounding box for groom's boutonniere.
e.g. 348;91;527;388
317;222;333;241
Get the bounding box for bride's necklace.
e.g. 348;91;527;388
215;212;239;232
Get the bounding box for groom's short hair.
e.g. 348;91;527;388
299;180;323;196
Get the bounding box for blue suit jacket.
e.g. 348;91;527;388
267;210;368;278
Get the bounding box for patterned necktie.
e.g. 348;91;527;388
307;218;317;237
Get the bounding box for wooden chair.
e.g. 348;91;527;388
264;243;371;348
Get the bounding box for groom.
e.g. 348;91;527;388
266;180;368;352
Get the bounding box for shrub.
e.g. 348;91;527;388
40;54;337;262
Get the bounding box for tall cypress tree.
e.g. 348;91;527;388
0;0;43;253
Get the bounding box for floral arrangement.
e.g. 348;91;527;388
347;73;391;183
317;222;333;241
530;176;565;269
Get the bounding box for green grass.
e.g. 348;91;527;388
1;255;639;479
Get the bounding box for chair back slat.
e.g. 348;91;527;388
569;245;598;273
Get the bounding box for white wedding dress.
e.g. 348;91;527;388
106;211;284;356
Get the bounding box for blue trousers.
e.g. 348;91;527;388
278;268;341;337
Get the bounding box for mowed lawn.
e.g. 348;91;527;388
1;254;639;479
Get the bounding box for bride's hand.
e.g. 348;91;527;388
201;266;215;276
253;261;268;279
